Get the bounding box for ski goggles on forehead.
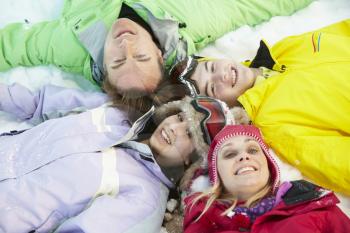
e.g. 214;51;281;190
191;96;227;145
169;56;214;97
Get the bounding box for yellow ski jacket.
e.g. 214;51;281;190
239;19;350;195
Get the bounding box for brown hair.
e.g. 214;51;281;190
151;78;190;107
102;58;165;118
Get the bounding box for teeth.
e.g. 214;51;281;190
236;166;255;175
161;129;171;144
231;68;237;87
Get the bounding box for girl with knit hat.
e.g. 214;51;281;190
183;125;350;233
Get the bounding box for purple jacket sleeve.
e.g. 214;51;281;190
0;83;109;124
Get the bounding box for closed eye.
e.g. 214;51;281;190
223;151;238;159
109;55;151;69
110;61;125;69
205;82;215;97
134;54;151;62
109;57;127;69
247;147;259;154
206;82;215;97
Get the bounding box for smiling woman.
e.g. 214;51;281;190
149;113;195;167
216;135;270;201
183;125;350;233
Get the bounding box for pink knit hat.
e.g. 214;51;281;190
207;125;280;193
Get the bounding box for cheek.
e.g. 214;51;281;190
218;162;233;181
138;36;157;52
176;137;193;157
257;160;270;186
150;131;166;153
192;70;208;95
216;89;236;107
260;165;270;184
104;40;117;56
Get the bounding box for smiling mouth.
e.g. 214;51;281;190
116;30;135;38
231;67;238;87
235;166;257;175
161;129;171;145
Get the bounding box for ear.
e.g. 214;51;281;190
184;157;191;166
230;107;251;125
157;48;164;64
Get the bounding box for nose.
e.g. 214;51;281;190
238;154;250;162
169;122;187;137
119;38;133;57
211;71;229;85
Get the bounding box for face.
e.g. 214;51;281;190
104;18;163;94
150;113;195;167
190;59;257;107
217;136;269;200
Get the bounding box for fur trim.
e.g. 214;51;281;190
153;96;208;159
231;107;251;125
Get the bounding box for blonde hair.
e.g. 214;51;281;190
190;177;272;221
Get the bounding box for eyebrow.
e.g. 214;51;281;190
220;139;257;151
220;142;234;151
205;61;209;72
245;138;256;143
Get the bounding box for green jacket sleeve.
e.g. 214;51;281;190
153;0;314;53
0;20;92;80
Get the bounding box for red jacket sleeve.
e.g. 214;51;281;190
183;194;247;233
252;192;350;233
324;205;350;233
183;194;215;233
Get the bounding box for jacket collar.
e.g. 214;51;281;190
248;40;286;72
253;180;338;228
115;106;175;188
282;180;330;206
118;141;174;189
